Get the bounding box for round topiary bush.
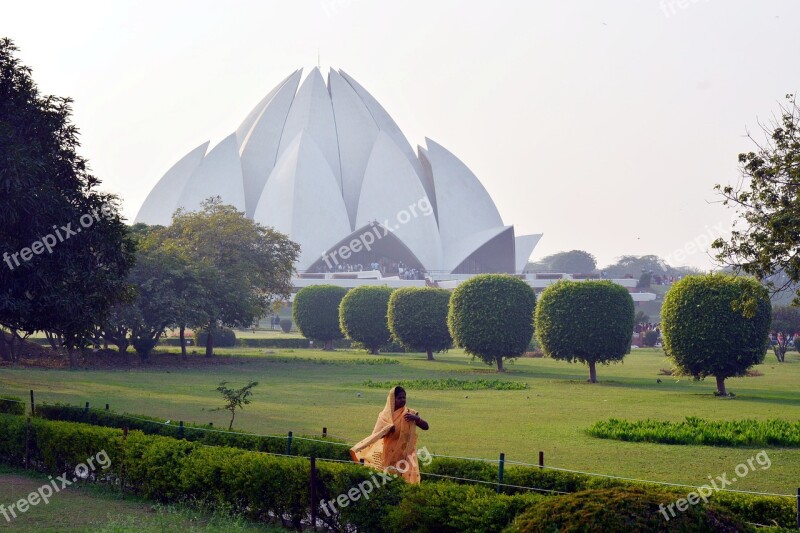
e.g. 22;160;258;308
293;285;347;349
508;486;750;532
196;327;237;348
661;273;771;396
643;330;659;347
339;285;394;354
535;280;635;383
279;318;292;333
448;274;536;372
388;287;452;360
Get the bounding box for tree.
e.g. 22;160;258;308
388;287;452;361
661;274;771;396
527;250;596;274
339;286;393;354
634;311;650;325
713;94;800;304
159;198;299;356
292;285;347;350
770;306;800;362
535;280;634;383
213;381;258;430
0;38;134;367
448;274;536;372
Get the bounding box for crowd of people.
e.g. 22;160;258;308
315;259;426;280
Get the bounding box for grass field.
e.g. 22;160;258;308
1;346;799;496
0;466;287;532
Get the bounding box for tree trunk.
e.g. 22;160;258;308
68;348;78;370
715;375;727;396
588;361;597;383
496;356;505;372
370;345;379;355
0;331;11;362
180;325;187;359
45;331;59;351
324;339;333;351
427;348;434;361
205;330;214;357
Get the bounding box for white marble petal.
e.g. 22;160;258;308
424;137;503;247
235;70;301;148
176;133;246;213
338;69;425;182
276;68;341;191
441;225;511;273
253;133;351;270
135;141;209;226
328;69;379;229
239;70;302;217
356;132;443;271
515;233;543;273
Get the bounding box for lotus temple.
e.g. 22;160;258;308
136;67;655;302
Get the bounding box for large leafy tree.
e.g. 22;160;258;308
388;287;452;361
160;198;299;356
713;94;800;304
661;274;771;396
0;38;134;366
535;280;634;383
448;274;536;372
527;250;596;274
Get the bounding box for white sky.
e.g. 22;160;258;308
3;0;798;270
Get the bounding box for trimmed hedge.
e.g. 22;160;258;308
36;404;350;461
339;285;394;354
196;327;237;348
0;396;26;415
293;285;347;346
387;287;452;360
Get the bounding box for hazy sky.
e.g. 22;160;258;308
3;1;798;269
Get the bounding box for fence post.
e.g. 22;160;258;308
539;451;544;469
286;431;293;455
310;457;317;531
322;427;327;438
84;402;90;415
497;452;505;493
29;390;35;417
25;416;30;469
179;421;184;439
796;487;799;530
105;403;109;411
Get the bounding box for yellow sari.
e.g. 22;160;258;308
350;387;421;483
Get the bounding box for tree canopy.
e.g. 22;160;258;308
158;198;299;355
713;94;800;305
0;38;134;365
535;280;634;383
661;274;771;396
292;285;347;349
448;274;536;372
387;287;452;360
527;250;596;274
339;285;393;354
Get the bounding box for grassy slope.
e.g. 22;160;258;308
1;347;798;495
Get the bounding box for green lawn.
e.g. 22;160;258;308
0;466;286;532
1;347;799;496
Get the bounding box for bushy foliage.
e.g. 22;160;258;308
448;275;536;372
661;274;771;395
588;417;800;447
35;404;350;460
196;327;237;348
535;280;634;382
339;286;393;354
387;287;452;360
0;396;25;415
643;330;659;347
292;285;347;348
508;487;751;533
279;318;292;333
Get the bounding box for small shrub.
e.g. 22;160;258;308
0;396;25;416
643;330;659;347
196;327;237;348
279;319;293;333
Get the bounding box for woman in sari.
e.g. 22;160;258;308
350;386;429;483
